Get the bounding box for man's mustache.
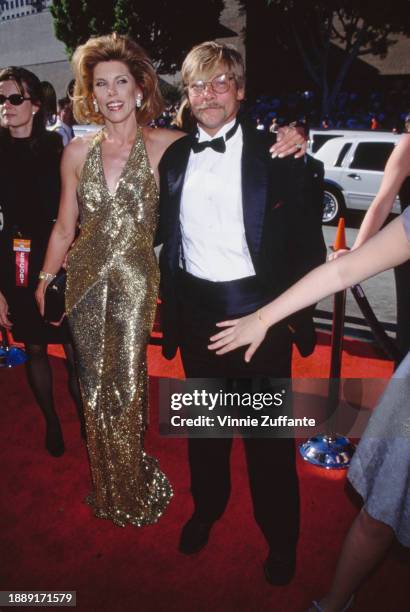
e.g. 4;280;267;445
197;105;222;110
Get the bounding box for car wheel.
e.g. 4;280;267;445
322;186;346;224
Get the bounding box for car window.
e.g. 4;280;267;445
311;134;340;153
350;142;395;171
334;143;352;167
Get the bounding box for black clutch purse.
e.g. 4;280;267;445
44;269;66;323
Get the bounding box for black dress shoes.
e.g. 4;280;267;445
179;516;213;555
45;419;65;457
263;552;296;586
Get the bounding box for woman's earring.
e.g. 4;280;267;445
93;98;99;112
136;95;142;108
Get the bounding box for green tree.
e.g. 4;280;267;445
51;0;224;73
239;0;410;115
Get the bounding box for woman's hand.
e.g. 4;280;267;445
35;282;47;317
35;281;65;326
49;313;66;327
270;125;307;159
0;291;12;329
328;248;350;261
208;312;269;362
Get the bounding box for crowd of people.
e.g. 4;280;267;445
144;86;410;136
0;34;409;612
249;88;410;133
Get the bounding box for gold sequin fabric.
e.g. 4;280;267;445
66;127;172;527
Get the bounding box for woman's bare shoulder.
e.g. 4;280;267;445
62;132;99;177
65;133;90;154
65;131;100;159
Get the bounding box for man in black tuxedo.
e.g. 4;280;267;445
158;41;326;585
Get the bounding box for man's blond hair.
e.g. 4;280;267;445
182;41;245;89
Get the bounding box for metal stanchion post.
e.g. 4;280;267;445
300;218;355;469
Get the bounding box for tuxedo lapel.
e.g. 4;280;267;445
241;124;269;261
166;136;192;218
162;136;192;269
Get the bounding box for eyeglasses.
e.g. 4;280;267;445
187;73;235;97
0;94;31;106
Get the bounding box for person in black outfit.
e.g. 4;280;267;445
158;42;326;585
0;67;83;456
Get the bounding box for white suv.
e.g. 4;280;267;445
313;133;401;223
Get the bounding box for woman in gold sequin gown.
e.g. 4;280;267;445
36;34;183;526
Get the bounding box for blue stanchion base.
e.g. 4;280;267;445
0;346;27;368
299;434;356;470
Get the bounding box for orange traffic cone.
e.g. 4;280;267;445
333;217;347;251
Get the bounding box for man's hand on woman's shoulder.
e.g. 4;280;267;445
270;125;307;159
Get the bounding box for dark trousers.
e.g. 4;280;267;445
177;271;300;554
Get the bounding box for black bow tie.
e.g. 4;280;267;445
192;136;226;154
191;120;239;154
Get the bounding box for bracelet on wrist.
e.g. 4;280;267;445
257;309;270;329
38;271;56;282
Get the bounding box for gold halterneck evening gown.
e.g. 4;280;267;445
65;128;172;526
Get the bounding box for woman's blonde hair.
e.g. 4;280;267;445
71;33;164;125
181;41;245;89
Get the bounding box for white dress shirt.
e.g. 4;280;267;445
180;119;255;281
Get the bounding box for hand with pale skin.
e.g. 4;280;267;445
0;290;12;329
39;242;74;326
35;276;63;326
270;125;307;159
209;310;269;362
49;316;66;327
209;214;410;362
328;248;349;261
35;283;47;318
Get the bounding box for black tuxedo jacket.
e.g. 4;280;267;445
157;121;326;360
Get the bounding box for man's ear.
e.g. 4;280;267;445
237;87;245;102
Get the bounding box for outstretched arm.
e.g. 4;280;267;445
209;215;410;362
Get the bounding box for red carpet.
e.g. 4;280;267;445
1;335;408;612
